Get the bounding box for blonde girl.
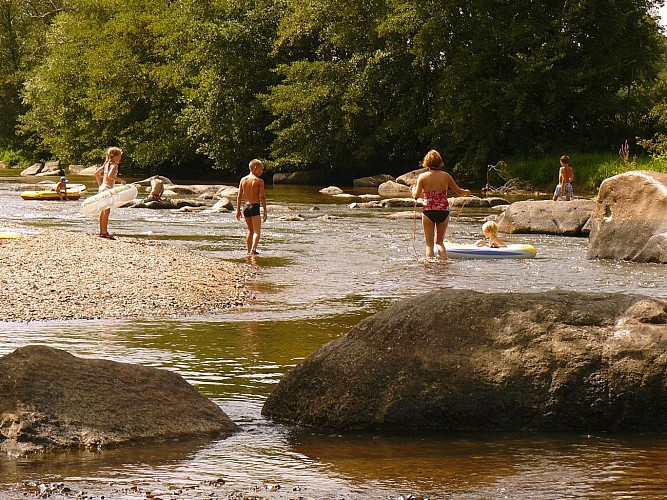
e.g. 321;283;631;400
94;146;126;239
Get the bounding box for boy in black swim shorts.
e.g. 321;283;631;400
236;159;268;255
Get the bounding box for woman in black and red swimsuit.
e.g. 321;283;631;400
411;150;471;259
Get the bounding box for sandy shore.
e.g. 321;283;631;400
0;225;252;322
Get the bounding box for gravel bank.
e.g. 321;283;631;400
0;225;251;322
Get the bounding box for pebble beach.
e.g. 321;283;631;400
0;225;251;322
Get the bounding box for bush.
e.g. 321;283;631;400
0;149;33;168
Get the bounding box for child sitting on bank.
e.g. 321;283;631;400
476;221;506;248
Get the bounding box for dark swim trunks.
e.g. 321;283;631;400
423;209;450;224
242;203;261;218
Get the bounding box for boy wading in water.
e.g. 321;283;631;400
236;159;268;254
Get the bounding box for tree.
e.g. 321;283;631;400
264;0;430;176
20;0;199;172
178;0;283;174
263;0;665;178
404;0;665;172
0;0;70;154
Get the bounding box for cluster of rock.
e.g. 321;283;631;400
129;177;238;212
18;160;64;177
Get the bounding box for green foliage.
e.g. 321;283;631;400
0;147;33;167
179;0;283;174
505;149;667;192
20;0;200;172
0;0;70;152
264;0;428;175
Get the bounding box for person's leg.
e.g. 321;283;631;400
421;215;435;257
435;219;449;259
249;216;262;254
244;217;254;254
99;208;110;235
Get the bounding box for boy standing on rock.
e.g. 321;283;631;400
553;155;574;201
236;159;268;255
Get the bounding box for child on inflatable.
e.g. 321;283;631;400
94;147;126;240
476;221;506;248
54;176;68;200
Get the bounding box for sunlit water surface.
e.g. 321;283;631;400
1;174;667;499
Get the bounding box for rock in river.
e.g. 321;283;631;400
0;345;238;457
587;170;667;263
262;289;667;433
496;199;595;235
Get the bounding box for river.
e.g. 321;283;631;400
1;172;667;499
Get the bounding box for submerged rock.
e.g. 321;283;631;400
0;345;238;456
262;289;667;432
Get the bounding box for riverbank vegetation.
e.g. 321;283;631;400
1;0;667;188
501;147;667;194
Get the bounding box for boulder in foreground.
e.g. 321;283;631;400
0;345;238;456
588;170;667;263
263;290;667;432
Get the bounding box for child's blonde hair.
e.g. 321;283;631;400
482;220;499;235
249;159;264;171
423;150;445;170
105;147;123;162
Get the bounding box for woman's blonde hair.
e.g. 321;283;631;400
105;147;123;162
423;150;445;170
482;220;499;235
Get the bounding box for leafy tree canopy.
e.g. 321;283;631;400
3;0;665;180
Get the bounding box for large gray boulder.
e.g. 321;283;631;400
378;180;411;197
35;160;63;177
396;168;426;186
0;345;238;456
449;196;509;208
497;199;595;235
168;184;220;196
77;165;99;176
353;174;394;187
20;163;43;176
588;170;667;263
262;289;667;432
213;185;239;199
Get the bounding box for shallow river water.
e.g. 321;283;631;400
1;173;667;499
